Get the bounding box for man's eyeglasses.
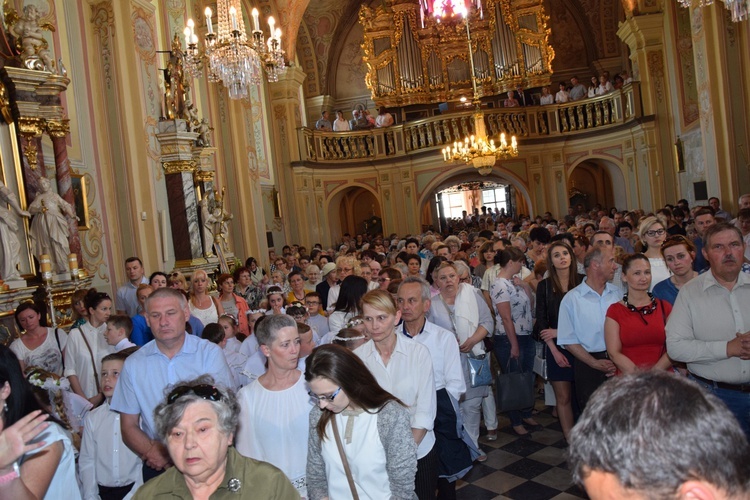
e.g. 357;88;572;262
308;387;341;404
167;384;223;405
378;277;391;283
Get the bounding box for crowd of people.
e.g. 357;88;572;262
1;192;749;499
504;70;632;107
315;106;394;132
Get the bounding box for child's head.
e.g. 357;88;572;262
203;322;226;348
104;315;132;346
297;322;314;358
304;292;322;316
248;311;264;334
286;302;308;323
218;314;238;339
100;348;136;399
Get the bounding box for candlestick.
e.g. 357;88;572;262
205;7;213;34
229;6;238;31
40;254;52;273
252;8;260;31
68;253;78;271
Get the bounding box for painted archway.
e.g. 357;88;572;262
327;185;382;242
567;156;630;211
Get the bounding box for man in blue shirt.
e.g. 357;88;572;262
111;287;234;481
557;247;620;410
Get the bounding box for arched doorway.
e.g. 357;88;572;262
567;160;617;212
417;169;532;231
327;186;382;242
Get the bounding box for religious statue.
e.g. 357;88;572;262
196;118;212;147
0;181;30;282
28;178;77;274
184;98;200;131
6;4;56;72
199;196;215;257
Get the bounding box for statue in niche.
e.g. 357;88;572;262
0;180;30;282
6;4;56;72
28;178;77;274
213;191;233;253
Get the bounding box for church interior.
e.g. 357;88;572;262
0;0;747;333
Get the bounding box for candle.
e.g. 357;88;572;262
205;7;213;34
68;253;78;271
229;6;238;31
187;18;195;38
252;8;260;31
268;16;275;34
40;254;52;273
275;27;281;43
183;26;191;47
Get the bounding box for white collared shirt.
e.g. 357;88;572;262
114;338;136;352
79;401;142;499
355;334;436;458
402;319;465;402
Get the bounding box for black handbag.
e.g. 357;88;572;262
496;358;535;413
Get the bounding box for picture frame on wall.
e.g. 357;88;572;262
71;173;89;230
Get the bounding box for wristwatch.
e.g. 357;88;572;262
0;462;19;485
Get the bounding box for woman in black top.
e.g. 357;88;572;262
536;241;583;442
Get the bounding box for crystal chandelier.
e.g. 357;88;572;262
183;1;286;100
677;0;749;22
438;0;518;176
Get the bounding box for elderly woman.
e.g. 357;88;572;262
133;376;298;499
234;266;264;311
428;261;494;455
306;344;417;499
235;315;310;497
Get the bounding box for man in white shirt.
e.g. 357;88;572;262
557;247;619;410
115;257;149;316
397;277;471;494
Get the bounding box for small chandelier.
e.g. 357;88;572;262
183;1;286;100
438;0;518;176
677;0;748;22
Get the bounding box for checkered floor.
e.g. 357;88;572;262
455;400;588;500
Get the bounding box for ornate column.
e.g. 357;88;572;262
156;121;205;266
268;66;307;245
617;13;675;209
16;117;45;200
45;119;81;261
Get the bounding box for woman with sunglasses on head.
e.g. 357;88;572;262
604;254;673;376
134;376;298;499
305;344;417;500
637;215;671;291
536;242;584;442
65;289;115;407
235;314;310;497
652;235;699;305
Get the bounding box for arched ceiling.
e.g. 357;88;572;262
293;0;627;99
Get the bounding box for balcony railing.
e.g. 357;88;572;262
296;82;643;164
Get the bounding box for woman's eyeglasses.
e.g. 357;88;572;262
308;387;341;404
645;228;666;237
167;384;223;405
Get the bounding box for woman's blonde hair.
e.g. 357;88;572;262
360;289;397;316
637;215;667;240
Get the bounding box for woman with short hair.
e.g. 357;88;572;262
134;376;298;499
653;235;698;305
235;315;310;497
305;344;416;499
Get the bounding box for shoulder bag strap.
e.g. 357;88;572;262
331;415;360;500
53;328;65;371
78;328;101;393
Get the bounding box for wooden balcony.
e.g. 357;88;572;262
296;82;644;166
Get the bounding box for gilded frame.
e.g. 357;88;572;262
71;173;89;230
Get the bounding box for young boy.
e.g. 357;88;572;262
79;349;142;499
104;315;136;351
304;292;329;338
